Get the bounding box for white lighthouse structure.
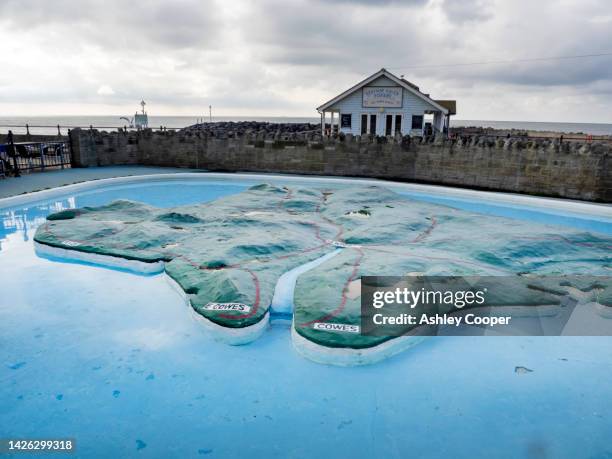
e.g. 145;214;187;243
134;99;149;129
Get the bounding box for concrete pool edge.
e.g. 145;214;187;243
165;274;270;346
34;241;165;274
1;172;610;219
291;324;429;366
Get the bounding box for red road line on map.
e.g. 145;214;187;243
321;214;344;241
170;189;340;321
199;200;338;321
217;267;261;320
172;253;201;268
314;194;344;242
42;189;349;323
311;221;326;244
299;247;363;327
276;187;293;210
42;197;610;326
412;216;437;243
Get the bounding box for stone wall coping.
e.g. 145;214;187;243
70;128;611;155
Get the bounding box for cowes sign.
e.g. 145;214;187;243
362;86;402;108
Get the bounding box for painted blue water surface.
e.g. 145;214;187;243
397;191;612;235
1;179;612;458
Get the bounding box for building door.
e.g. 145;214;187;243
361;114;367;135
395;115;402;135
385;115;393;136
384;114;403;136
369;114;377;135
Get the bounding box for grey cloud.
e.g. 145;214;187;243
0;0;611;121
405;54;612;89
442;0;494;23
0;0;223;50
242;0;430;72
323;0;428;4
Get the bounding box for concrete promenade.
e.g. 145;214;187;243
0;166;201;199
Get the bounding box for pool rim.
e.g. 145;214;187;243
1;172;610;220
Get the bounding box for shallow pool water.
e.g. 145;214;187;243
1;177;611;458
397;191;612;235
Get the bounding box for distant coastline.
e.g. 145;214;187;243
450;119;612;136
1;115;611;136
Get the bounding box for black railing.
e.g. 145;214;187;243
0;137;71;178
0;123;182;136
449;127;612;143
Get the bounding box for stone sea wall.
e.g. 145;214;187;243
69;128;611;202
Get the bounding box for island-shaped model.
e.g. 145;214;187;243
34;184;612;365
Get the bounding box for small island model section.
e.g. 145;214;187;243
34;184;612;365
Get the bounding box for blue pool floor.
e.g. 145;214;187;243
2;243;611;458
1;179;611;458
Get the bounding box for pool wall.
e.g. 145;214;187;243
70;128;612;202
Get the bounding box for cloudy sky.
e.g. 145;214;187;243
1;0;611;122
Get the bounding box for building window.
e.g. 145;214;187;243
412;115;424;130
369;114;377;135
341;114;352;129
395;115;402;135
361;114;367;134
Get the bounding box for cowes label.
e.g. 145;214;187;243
312;322;360;333
203;302;251;312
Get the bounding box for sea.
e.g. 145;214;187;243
1;115;611;136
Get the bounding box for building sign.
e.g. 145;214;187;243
362;86;403;108
340;114;352;128
203;302;251;312
61;240;81;247
312;322;360;333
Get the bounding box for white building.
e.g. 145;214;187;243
317;68;456;137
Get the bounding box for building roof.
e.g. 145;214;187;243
400;78;419;91
316;68;450;115
434;100;457;115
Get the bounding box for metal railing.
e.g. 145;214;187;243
450;128;612;144
0;123;182;136
0;138;71;177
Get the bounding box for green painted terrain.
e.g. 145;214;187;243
35;184;334;328
34;184;611;349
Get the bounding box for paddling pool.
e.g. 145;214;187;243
1;173;611;458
